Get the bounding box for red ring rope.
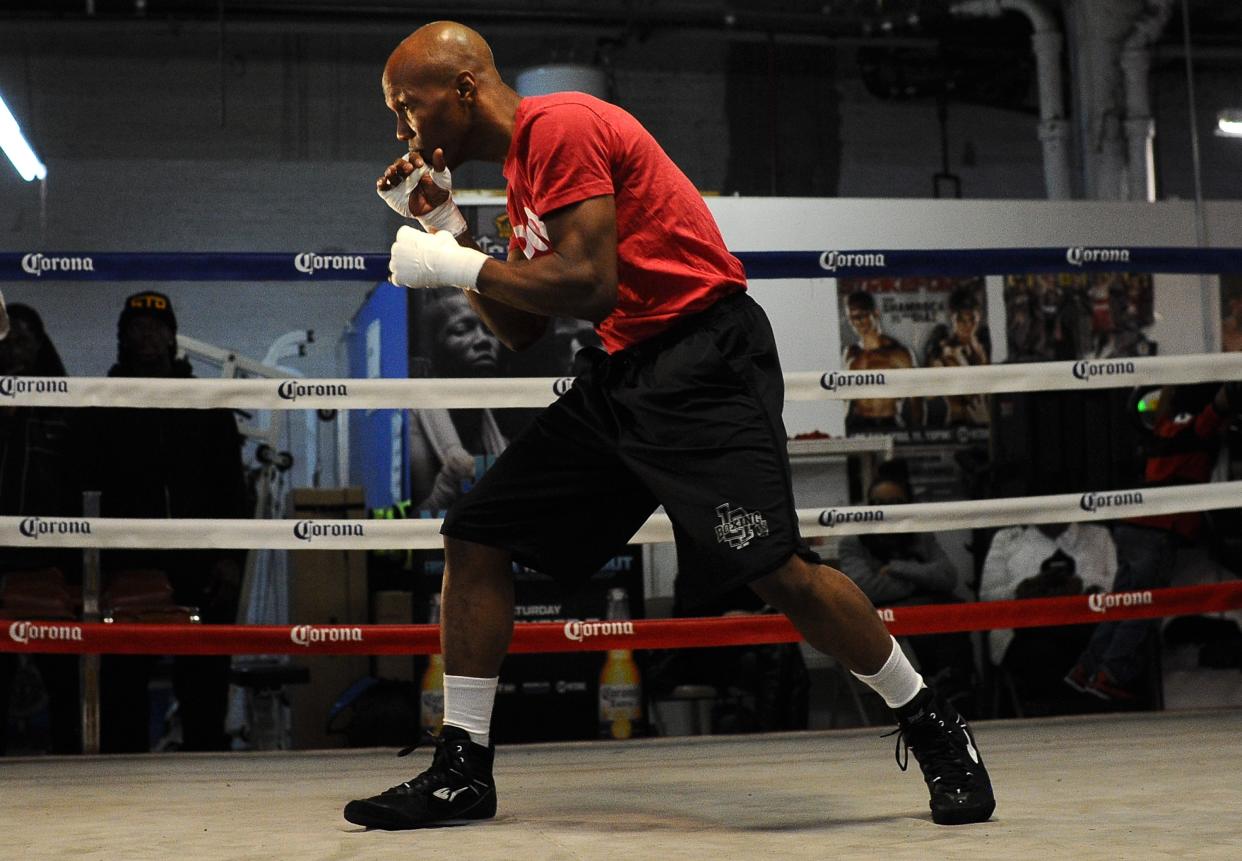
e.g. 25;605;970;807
2;582;1238;656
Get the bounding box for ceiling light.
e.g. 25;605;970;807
1217;110;1242;138
0;92;46;181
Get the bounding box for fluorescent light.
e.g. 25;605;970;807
1218;110;1242;138
0;92;46;181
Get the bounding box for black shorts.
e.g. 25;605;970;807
441;291;820;600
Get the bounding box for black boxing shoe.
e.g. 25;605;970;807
891;688;996;826
343;726;496;830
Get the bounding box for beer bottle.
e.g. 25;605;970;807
598;587;642;739
420;593;445;735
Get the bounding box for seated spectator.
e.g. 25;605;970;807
838;466;976;714
1067;382;1237;701
0;304;82;754
77;292;247;752
980;521;1117;714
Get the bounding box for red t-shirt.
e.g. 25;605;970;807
503;93;746;353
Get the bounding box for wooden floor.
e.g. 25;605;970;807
5;708;1241;860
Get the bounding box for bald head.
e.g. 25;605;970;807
381;21;518;167
386;21;499;89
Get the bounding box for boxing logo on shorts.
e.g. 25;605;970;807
713;503;769;550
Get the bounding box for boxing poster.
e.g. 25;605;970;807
1003;272;1155;362
1222;275;1242;353
836;276;991;442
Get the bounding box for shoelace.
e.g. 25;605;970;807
883;716;974;788
382;731;463;795
397;730;441;759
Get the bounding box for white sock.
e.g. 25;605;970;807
442;674;498;747
851;636;926;709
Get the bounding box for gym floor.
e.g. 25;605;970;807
7;708;1240;860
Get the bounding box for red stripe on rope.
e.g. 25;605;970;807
1;582;1239;656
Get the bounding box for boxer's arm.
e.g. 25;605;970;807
387;194;617;341
474;195;618;325
463;239;549;352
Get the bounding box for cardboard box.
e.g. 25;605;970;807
287;487;369;749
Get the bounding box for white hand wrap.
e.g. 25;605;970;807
376;155;468;236
376;155;430;219
415;165;468;237
389;225;488;292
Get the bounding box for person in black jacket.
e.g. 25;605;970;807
0;304;82;754
78;291;248;752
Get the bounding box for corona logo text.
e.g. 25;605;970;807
1088;591;1154;614
21;253;95;277
818;509;885;527
562;620;635;642
820;371;886;392
290;625;364;646
17;517;92;539
294;253;366;274
818;251;886;272
1079;491;1144;513
8;621;84;644
1066;247;1131;267
0;377;69;398
1072;360;1136;381
278;381;349;401
293;520;364;541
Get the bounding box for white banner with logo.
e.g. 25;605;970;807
1;352;1240;410
3;481;1239;549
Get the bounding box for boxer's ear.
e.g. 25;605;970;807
456;71;477;103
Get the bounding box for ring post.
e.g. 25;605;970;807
80;490;101;755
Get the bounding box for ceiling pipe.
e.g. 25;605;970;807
951;0;1072;199
1120;0;1175;201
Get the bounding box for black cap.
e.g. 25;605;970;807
119;291;177;336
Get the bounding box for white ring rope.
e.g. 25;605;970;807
2;352;1241;409
3;481;1239;550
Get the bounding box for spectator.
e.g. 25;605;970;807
0;304;81;754
980;521;1117;714
838;467;976;714
1066;382;1236;701
77;291;247;752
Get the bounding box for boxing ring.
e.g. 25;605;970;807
2;246;1242;857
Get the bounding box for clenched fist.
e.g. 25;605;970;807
389;225;488;291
